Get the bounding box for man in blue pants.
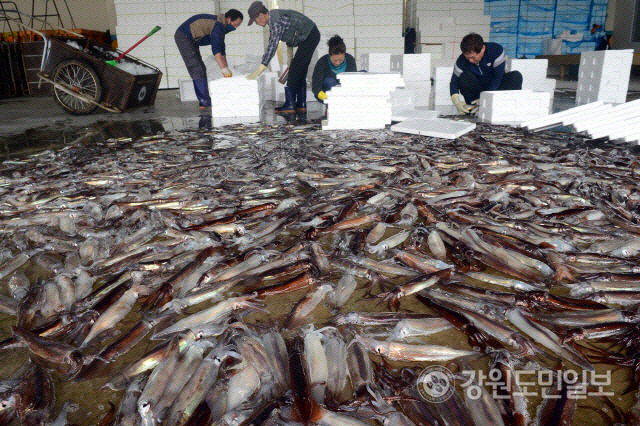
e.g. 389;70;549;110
449;33;522;115
175;9;243;108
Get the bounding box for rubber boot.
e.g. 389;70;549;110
295;85;307;113
275;86;296;113
193;78;211;108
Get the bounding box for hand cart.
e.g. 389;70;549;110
2;8;163;114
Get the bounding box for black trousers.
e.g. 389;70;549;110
174;30;206;80
287;25;320;89
459;70;523;104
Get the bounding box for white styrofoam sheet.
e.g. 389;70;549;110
390;118;475;139
391;107;440;122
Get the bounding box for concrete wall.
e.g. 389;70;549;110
8;0;638;52
612;0;640;50
10;0;117;33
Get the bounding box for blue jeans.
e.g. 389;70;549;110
322;76;339;92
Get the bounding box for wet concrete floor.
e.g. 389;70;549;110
0;89;326;159
1;79;639;160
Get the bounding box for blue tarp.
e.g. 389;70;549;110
485;0;608;58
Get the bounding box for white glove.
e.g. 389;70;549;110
451;93;474;115
221;67;232;77
247;64;267;80
287;46;294;66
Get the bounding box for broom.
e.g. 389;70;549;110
106;26;161;67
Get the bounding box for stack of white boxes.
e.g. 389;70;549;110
323;72;405;130
114;0;175;89
209;75;265;125
575;49;634;106
507;58;556;111
433;66;456;115
477;90;552;126
411;0;491;72
353;0;404;64
507;59;555;93
402;53;431;107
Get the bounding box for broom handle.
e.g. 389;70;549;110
114;26;161;62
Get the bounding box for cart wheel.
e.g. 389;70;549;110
52;59;102;115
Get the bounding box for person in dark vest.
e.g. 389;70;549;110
449;32;522;115
311;35;357;103
246;1;320;114
175;9;243;108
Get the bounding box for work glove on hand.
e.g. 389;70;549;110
469;98;479;114
451;93;474;115
317;91;327;101
221;67;232;77
247;64;267;80
287;46;294;66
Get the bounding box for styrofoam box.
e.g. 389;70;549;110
391;55;403;73
576;49;634;106
390;118;476;139
360;53;391;73
403;53;431;82
478;90;552;125
356;37;404;49
507;59;549;83
391;88;417;106
179;79;197;102
355;26;402;39
355;14;402;26
434;67;453;104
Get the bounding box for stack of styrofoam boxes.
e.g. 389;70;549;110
323;72;405;129
433;66;456;115
402;53;430;107
412;0;490;72
506;58;555;112
390;88;416;113
114;0;171;89
478;90;551;126
209;75;265;125
575;49;634;107
353;0;404;65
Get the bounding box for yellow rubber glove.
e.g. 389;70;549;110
247;64;267;80
287;46;294;66
451;93;474;115
318;91;327;101
221;67;232;77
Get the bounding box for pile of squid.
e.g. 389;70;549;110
1;121;640;425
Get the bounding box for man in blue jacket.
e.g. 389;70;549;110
175;9;243;108
449;33;522;115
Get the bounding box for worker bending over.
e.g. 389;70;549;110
246;1;320;114
450;33;522;115
175;9;243;108
312;35;357;103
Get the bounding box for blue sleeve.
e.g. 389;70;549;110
449;55;464;96
210;21;225;56
488;45;506;91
